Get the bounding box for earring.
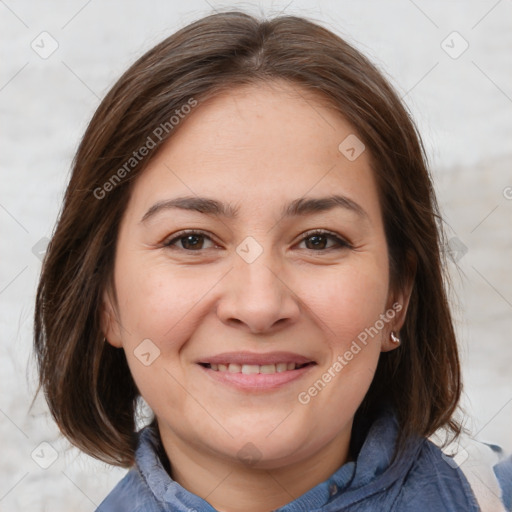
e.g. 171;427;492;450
390;331;400;345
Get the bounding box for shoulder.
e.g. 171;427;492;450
414;433;512;512
448;436;512;512
385;432;511;512
387;436;479;512
94;424;183;512
494;448;512;511
95;467;163;512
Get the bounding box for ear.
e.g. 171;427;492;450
381;252;416;353
101;288;123;348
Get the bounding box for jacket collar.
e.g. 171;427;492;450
133;407;424;511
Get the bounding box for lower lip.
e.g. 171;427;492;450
197;364;316;391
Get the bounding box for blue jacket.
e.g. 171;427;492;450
96;409;512;511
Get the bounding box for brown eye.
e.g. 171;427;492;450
298;230;351;251
163;231;216;251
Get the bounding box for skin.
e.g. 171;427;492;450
103;80;413;512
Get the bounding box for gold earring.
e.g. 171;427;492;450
390;331;400;344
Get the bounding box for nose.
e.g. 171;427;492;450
215;248;301;334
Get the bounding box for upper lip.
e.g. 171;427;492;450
198;351;315;366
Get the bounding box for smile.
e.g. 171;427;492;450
201;362;313;374
196;352;317;391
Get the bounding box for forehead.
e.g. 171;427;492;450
125;81;381;224
167;81;353;166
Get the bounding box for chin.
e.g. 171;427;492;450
216;425;317;470
226;440;309;470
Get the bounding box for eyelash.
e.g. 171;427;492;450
162;229;352;253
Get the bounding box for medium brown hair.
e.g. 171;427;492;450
33;10;462;467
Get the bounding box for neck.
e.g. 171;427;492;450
158;424;353;512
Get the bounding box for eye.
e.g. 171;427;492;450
296;230;352;251
162;229;352;253
163;230;217;251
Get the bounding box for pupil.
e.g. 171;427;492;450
307;235;326;250
183;235;202;250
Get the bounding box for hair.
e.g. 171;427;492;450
33;10;462;467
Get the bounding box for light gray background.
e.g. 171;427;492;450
1;0;511;510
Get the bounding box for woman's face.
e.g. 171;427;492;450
104;81;408;470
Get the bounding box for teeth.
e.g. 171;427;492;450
208;362;303;374
241;364;260;374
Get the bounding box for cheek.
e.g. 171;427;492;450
293;263;388;425
114;256;210;343
307;259;389;347
113;261;197;415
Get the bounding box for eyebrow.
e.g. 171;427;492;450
140;194;368;223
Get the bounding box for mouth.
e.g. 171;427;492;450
198;361;315;374
196;351;317;391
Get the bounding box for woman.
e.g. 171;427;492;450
34;10;511;511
